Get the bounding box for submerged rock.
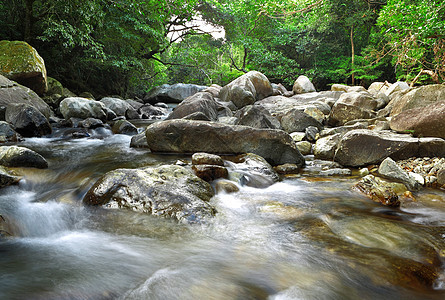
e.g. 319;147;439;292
226;153;279;188
319;168;351;176
83;165;215;223
354;175;401;207
145;120;305;166
0;146;48;169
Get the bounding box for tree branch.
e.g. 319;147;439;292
228;44;247;73
283;0;324;16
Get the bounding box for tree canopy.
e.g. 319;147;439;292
0;0;443;97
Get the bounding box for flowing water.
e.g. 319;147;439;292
0;128;444;300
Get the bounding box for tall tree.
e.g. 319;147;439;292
373;0;445;84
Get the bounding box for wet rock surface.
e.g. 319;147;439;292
145;119;305;166
354;175;401;207
83;165;216;223
0;146;48;169
5;103;51;137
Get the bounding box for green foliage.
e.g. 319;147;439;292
0;0;443;97
373;0;445;83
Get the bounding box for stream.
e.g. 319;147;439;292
0;127;444;300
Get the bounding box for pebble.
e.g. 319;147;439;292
397;157;445;188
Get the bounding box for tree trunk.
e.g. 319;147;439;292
350;25;355;86
242;47;248;71
24;0;35;42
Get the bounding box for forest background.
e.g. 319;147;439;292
1;0;443;98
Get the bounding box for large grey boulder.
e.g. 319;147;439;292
144;83;207;104
0;41;47;95
219;71;273;109
59;97;107;121
0;75;51;117
390;100;445;138
0;146;48;168
378;157;420;191
281;109;323;133
390;84;445;116
335;129;445;167
5;103;51;137
234;105;281;129
166;92;218;121
83;165;215;223
328;92;378;126
145;119;305;166
292;75;316;94
100;97;135;117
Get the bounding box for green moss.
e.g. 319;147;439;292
0;41;46;77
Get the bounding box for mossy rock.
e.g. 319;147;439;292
0;40;47;95
46;77;64;96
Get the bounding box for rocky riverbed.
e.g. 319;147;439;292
0;42;445;298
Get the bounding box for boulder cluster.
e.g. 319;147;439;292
1;40;445;223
